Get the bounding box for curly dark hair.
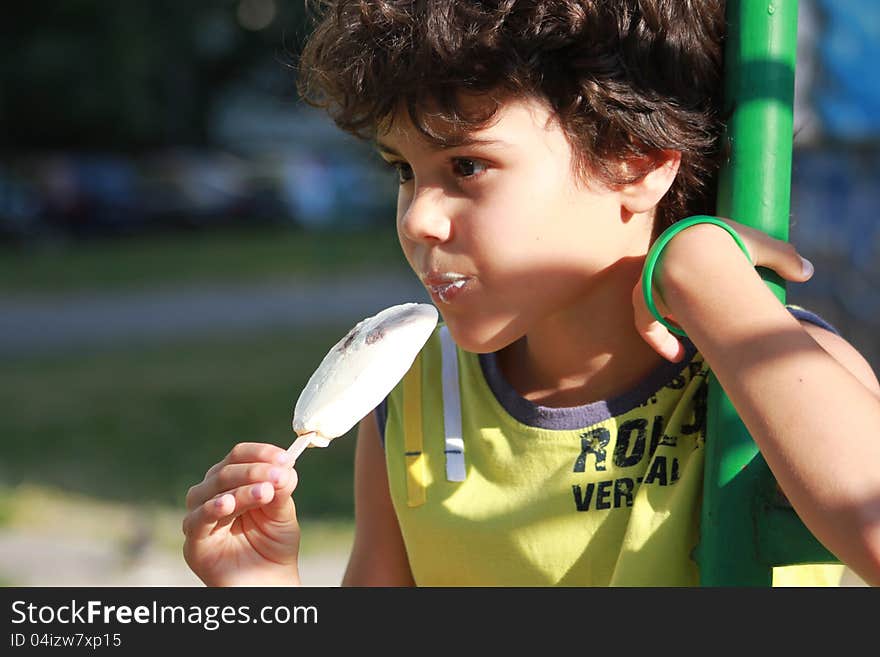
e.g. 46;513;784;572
297;0;726;230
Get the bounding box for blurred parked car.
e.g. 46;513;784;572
138;149;258;230
0;169;46;243
34;154;146;238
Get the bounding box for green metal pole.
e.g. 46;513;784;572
696;0;834;586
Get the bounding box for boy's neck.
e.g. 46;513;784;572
497;256;667;408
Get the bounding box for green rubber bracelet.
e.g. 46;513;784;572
641;215;753;337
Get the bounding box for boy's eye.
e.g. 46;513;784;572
392;161;413;184
382;157;487;184
452;158;488;178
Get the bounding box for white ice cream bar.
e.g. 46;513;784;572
287;303;439;461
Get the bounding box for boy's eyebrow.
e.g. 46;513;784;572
375;138;509;156
375;141;402;156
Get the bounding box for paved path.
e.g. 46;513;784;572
0;486;355;588
0;272;430;355
0;530;350;587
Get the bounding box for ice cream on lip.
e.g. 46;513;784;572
421;271;473;303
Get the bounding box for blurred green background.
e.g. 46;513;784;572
0;221;421;586
0;0;425;586
1;0;878;586
1;227;406;513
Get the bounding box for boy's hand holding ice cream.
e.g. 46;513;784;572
182;303;437;586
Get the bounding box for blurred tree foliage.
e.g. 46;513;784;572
0;0;310;151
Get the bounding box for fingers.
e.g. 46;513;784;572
182;491;237;541
187;458;293;509
183;441;299;543
205;442;291;478
715;218;814;283
757;239;814;283
189;443;292;510
260;467;299;523
631;282;687;363
182;466;299;539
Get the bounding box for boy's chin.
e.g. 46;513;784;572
440;316;521;354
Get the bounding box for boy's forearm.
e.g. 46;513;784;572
657;227;880;583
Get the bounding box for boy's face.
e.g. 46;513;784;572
376;94;653;353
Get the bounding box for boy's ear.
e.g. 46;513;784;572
619;150;682;215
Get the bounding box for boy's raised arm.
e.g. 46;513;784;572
648;221;880;585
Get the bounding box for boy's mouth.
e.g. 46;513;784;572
421;272;472;304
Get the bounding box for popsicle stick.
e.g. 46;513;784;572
287;432;317;465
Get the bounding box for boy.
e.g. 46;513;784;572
182;0;880;586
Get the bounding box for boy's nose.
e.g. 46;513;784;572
399;187;453;243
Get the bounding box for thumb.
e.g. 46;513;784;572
632;280;687;363
642;320;687;363
756;238;815;283
261;467;299;524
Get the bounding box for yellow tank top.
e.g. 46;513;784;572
380;312;845;586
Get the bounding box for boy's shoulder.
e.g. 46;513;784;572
786;305;839;335
786;306;880;398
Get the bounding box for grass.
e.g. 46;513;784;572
0;324;364;520
0;222;410;295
